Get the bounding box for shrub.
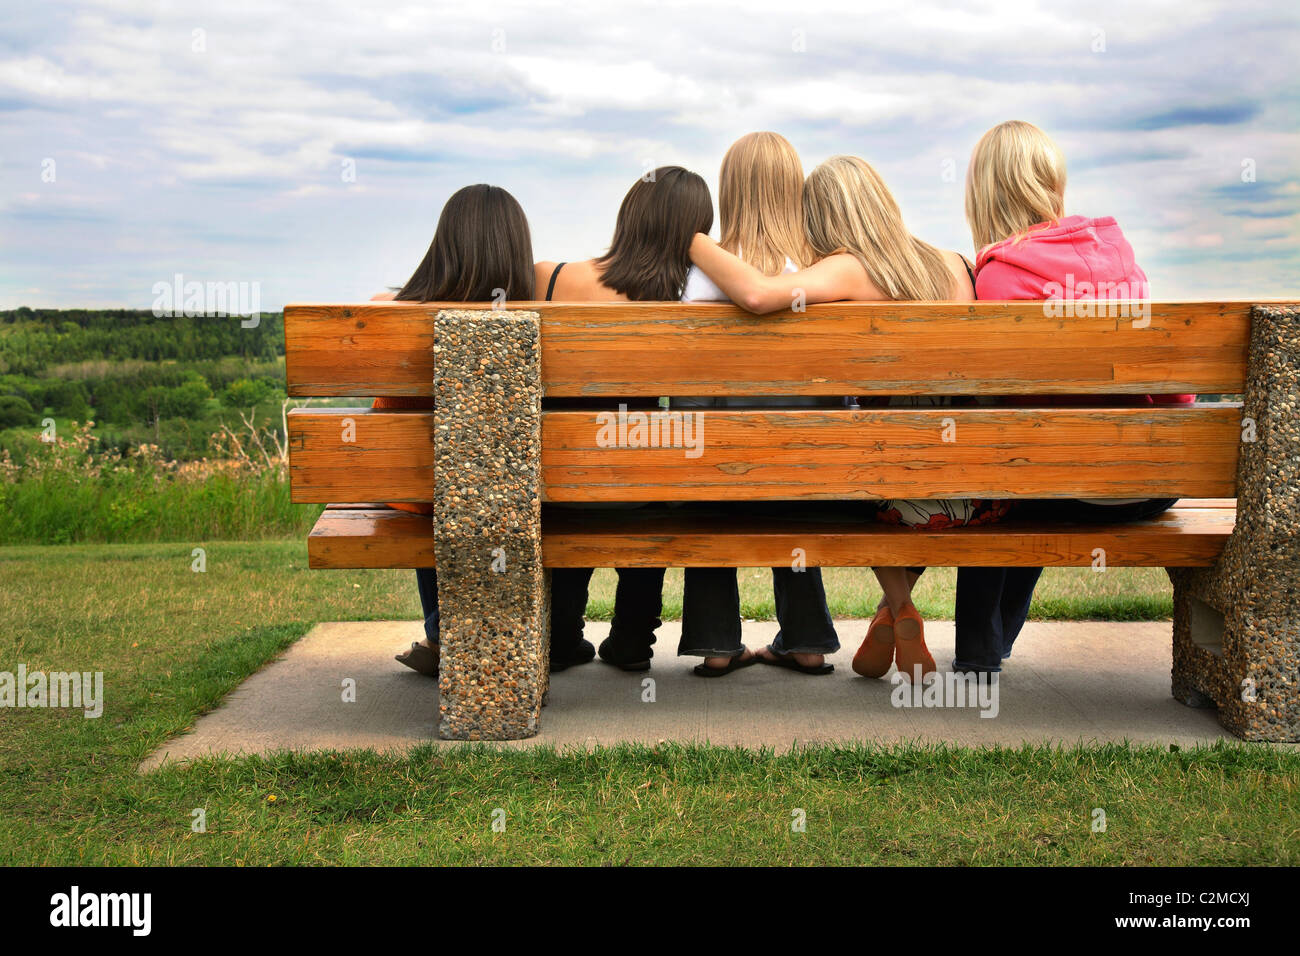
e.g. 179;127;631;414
222;377;273;408
0;395;38;429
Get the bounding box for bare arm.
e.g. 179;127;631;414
371;291;396;301
688;233;883;314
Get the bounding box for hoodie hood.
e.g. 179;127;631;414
974;214;1149;301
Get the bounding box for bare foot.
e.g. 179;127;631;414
702;647;755;669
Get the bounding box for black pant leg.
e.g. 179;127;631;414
678;567;743;657
609;566;666;650
953;566;1008;672
550;567;595;652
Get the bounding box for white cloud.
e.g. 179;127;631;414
0;0;1296;307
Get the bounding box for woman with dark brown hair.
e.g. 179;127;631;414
379;183;542;677
536;165;715;673
535;165;714;302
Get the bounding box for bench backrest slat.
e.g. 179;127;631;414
284;301;1251;398
287;405;1241;503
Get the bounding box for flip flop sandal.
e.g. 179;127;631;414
396;641;439;677
756;646;834;675
692;651;759;678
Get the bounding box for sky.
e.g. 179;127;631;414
1;0;1297;310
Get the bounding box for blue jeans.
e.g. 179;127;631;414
949;497;1177;671
952;567;1042;672
415;568;440;644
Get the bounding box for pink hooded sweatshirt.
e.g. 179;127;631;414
975;214;1192;405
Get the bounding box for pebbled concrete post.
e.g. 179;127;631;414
1169;304;1298;741
433;309;550;740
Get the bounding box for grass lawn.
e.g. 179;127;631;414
1;540;1295;865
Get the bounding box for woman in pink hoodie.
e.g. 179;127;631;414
946;120;1191;675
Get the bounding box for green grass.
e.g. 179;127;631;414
0;470;321;545
1;541;1292;865
589;565;1175;622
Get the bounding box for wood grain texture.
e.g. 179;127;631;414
288;405;1242;503
283;300;1252;398
543;405;1243;500
309;507;435;568
306;503;1234;569
288;408;432;503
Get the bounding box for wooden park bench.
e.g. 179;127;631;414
283;300;1298;743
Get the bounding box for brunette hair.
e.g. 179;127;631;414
396;184;535;301
594;166;713;301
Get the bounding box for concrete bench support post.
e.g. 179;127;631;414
1169;304;1299;741
433;308;549;740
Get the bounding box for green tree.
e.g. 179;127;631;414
0;395;38;429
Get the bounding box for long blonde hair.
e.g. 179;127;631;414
804;155;954;301
718;131;813;274
965;120;1067;250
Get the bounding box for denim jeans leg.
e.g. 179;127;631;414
678;567;743;657
609;567;666;653
953;566;1007;672
768;567;840;655
998;566;1043;659
550;567;596;653
415;568;440;646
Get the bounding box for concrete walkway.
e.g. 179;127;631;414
140;618;1243;769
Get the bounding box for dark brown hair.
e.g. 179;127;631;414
594;166;713;301
397;184;535;302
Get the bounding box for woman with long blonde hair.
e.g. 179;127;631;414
689;154;980;681
675;132;841;678
683;131;812;298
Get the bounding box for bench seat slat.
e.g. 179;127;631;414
306;503;1234;569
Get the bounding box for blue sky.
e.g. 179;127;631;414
1;0;1297;309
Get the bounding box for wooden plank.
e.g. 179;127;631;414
306;504;1234;569
542;504;1235;568
288;408;432;503
289;405;1242;503
1174;498;1236;510
283;301;1252;398
541;405;1242;501
309;508;435;569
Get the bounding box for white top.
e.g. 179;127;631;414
676;256;848;410
681;256;796;302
